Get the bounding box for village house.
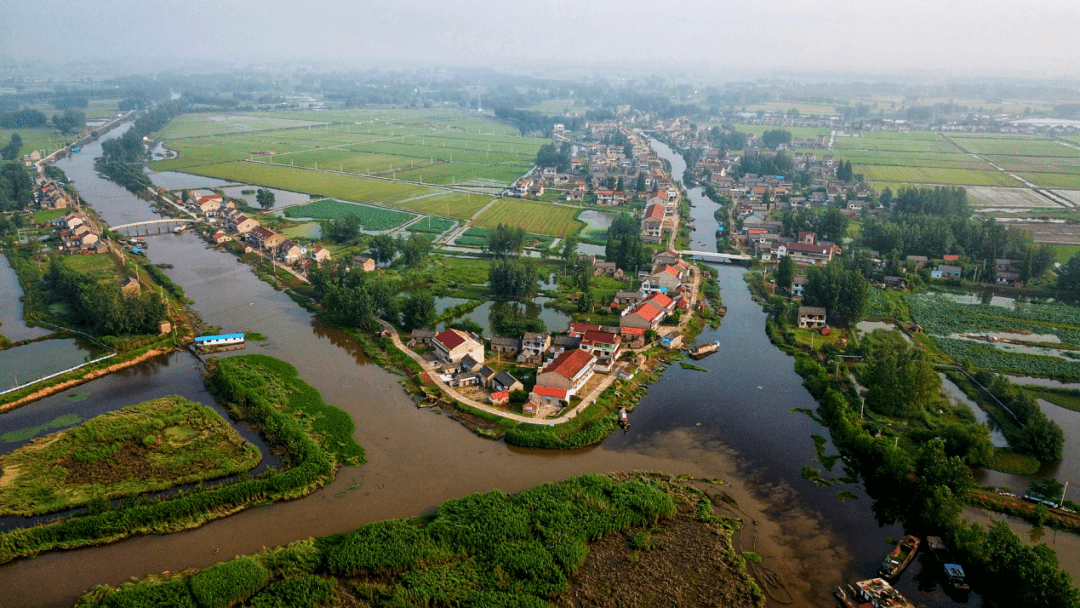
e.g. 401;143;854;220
408;329;436;347
309;246;332;264
353;255;376;272
279;240;305;263
432;328;486;366
932;265;962;280
784;242;834;266
620;326;647;349
119;277;141;297
641;266;682;294
519;332;551;362
211;231;232;244
798;306;827;329
620;300;665;331
247;226;285;251
611;290;641;309
229;214;260;234
641;203;665;244
489;335;522;358
792;274;808;297
531;349;597;407
493;371;524;394
906;255;929;270
578;330;622;372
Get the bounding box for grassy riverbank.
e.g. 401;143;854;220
0;396;260;517
76;473;764;608
0;355;363;565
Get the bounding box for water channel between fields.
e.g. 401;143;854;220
2;126;1071;608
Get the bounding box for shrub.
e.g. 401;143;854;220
248;575;335;608
188;556;271;608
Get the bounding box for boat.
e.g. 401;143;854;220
194;332;246;353
688;340;720;359
878;535;920;579
926;536;970;594
835;578;915;608
718;306;727;317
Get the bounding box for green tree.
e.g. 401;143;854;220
819;207;849;242
398;234;431;267
401;290;436;331
52;109;86;135
802;259;868;323
0;133;22;160
534;144;569;172
323;214;363;245
489;258;539;298
1028;478;1065;505
368;234;397;265
775;255;795;292
862;329;941;417
1058;252;1080;294
635;173;646;192
488;223;526;257
759;129;792;149
255;188;275;209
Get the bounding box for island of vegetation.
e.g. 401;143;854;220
0;355;363;564
75;473;764;608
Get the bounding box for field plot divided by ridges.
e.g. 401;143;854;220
945;135;1080;157
965;186;1059;208
859;165;1020;187
473;199;583;236
282;199;416;230
156;114;330;139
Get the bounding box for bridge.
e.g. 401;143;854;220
111;218;198;235
678;250;752;262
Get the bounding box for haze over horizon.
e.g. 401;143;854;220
4;0;1079;80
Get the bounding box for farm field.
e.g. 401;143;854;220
1002;222;1080;245
282;199;415;230
156;114;329;139
473;199;583;236
522;98;584;115
0;127;72;157
983;156;1080;175
743;101;842;116
1016;172;1080;190
0;396;260;517
904;292;1080;380
944;135;1080;157
834;133;963;154
859;165;1020;187
965;186;1059;208
1052;190;1080;206
405;216;456;235
729;123;831;139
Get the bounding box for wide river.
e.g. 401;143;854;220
0;128;1073;607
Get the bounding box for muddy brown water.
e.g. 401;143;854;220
0;129;1053;608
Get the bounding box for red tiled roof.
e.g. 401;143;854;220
533;386;567;399
569;323;601;335
644;204;664;220
662;265;681;277
490;391;509;401
644;292;673;308
541;349;594;379
582;330;620;345
785;242;831;255
620;327;646;336
943;254;960;262
629;302;662;321
435;328;467;350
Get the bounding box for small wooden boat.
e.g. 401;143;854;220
926;536;970;594
688;340;719;359
878;535;920;579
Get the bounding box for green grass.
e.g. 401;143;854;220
156;114;327;139
1051;244;1080;264
790;327;849;349
282;199;415;229
62;252;119;274
32;208;68;224
473;199;583;236
0;396;261;517
1024;386;1080;414
0;127;71;157
985;448;1041;475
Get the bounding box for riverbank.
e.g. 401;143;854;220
75;472;764;608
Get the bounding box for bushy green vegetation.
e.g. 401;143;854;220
0;355;361;564
405;216;456;234
0;396;260;517
77;474;686;608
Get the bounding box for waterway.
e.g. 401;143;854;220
0;255;50;343
0;126;1053;608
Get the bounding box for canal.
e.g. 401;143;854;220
0;126;1064;607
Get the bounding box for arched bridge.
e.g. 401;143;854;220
111;218;198;235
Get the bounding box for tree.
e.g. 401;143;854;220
489;258;539;298
534;144;569;172
862;329;941;417
323;214;363;245
398;234;431;267
819;207;849;242
255;188;275;209
1028;478;1065;505
635;173;646;192
0;133;22;161
775;255;795;292
802;259;868;323
759;129;792;150
401;290;436;331
368;234;397;265
52;109;86;135
1058;252;1080;294
488;223;526;257
560;234;578;267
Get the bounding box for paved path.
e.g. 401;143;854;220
372;317;620;426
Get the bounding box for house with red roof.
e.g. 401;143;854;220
641;203;665;244
579;330;622;372
531;349;597;407
619;301;665;331
642;265;683;294
432;328;485;365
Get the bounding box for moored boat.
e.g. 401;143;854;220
878;534;919;579
688;340;720;359
926;535;970;593
835;578;915;608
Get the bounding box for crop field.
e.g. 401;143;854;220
945;135;1080;157
522;98;584;114
473;199;583;236
0;127;71;157
729;123;831;139
859;165;1019;186
405;216;456;234
984;156;1080;175
282;199;415;230
836;151;988;170
904;292;1080;380
155;114;329;139
1016;172;1080;190
965;186;1059;208
0;396;260;517
743;101;842;116
1052;190;1080;206
834;134;963;154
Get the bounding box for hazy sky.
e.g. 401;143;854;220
5;0;1079;78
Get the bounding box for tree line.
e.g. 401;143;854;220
45;258;166;336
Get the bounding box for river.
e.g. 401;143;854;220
0;127;1056;607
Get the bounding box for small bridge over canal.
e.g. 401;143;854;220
111;218;198;235
678;250;752;262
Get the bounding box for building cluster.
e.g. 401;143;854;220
183;189;333;268
47;210;105;254
407;250;696;417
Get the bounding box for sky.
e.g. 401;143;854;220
4;0;1080;79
